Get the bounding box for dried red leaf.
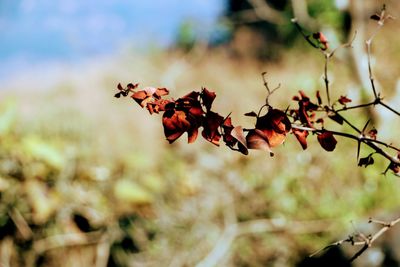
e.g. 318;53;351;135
154;88;169;98
338;95;352;105
222;117;236;146
187;126;199;144
292;128;308;150
231;126;249;155
162;110;191;143
256;109;291;134
201;88;216;111
299;102;313;128
292;91;319;128
202;111;224;146
146;99;172;114
246;129;274;156
253;109;291;149
317;131;337;152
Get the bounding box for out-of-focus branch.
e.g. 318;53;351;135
33;230;105;254
230;0;285;25
8;208;33;241
311;217;400;262
196;218;332;267
290;0;316;29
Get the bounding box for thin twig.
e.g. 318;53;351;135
311;216;400;262
291;124;400;165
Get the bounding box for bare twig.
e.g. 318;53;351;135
291;124;400;165
311;216;400;262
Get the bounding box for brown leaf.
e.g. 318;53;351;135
202;111;224;146
230;126;248;155
338;95;352;105
146;99;172;114
256;109;291;134
246;130;274;156
154;88;169;98
201;88;216;111
222;117;236;147
292;128;308;150
187;126;199;144
162;110;191;143
317;131;337;152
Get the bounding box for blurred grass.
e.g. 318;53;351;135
1;24;400;266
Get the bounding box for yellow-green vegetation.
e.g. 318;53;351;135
0;31;399;266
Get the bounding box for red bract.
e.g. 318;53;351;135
338;95;352;105
317;131;337;152
313;32;329;50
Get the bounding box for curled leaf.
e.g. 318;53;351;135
230;126;248;155
162;110;191;143
338;95;352;105
246;129;274;156
328;113;344;125
317;131;337;152
292;128;308;150
358;155;374;168
202;111;224;146
201;88;216;111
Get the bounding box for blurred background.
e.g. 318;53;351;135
1;0;400;266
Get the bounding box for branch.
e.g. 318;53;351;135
196;218;332;267
33;230;105;254
311;217;400;262
246;0;286;25
291;124;400;165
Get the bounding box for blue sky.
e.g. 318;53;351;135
0;0;225;80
